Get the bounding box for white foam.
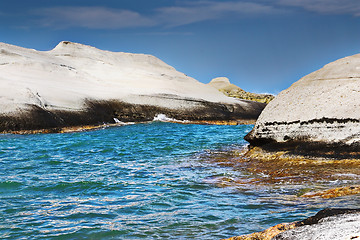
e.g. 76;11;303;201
112;118;135;125
153;114;189;123
113;118;122;123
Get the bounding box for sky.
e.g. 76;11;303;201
1;0;360;94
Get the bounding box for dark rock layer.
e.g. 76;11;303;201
244;117;360;159
294;208;360;227
0;97;266;133
244;137;360;159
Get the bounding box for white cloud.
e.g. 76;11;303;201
156;1;282;27
33;7;156;29
30;2;283;29
277;0;360;16
11;0;360;30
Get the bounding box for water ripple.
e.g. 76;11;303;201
0;123;358;239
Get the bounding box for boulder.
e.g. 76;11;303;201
245;53;360;158
224;208;360;240
0;41;265;133
274;209;360;240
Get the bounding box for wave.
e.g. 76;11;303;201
152;114;189;123
113;118;134;125
0;181;23;190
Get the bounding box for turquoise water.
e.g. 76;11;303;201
0;122;358;239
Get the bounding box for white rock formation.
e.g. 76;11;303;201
275;211;360;240
1;41;239;112
0;41;264;131
208;77;239;91
246;53;360;146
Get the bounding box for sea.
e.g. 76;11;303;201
0;122;358;239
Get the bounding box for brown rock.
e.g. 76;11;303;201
301;185;360;199
223;222;297;240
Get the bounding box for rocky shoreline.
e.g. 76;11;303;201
0;97;264;134
1;116;257;135
232;53;360;239
202;143;360;239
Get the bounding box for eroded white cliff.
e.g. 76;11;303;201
246;53;360;146
0;41;246;113
0;41;265;132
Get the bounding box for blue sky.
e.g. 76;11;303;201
1;0;360;94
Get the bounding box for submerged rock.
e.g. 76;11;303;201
224;223;297;240
245;53;360;158
301;185;360;199
208;77;275;104
0;42;265;133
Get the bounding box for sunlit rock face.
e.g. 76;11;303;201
208;77;275;104
245;53;360;155
0;41;265;132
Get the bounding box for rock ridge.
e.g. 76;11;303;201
208;77;275;104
